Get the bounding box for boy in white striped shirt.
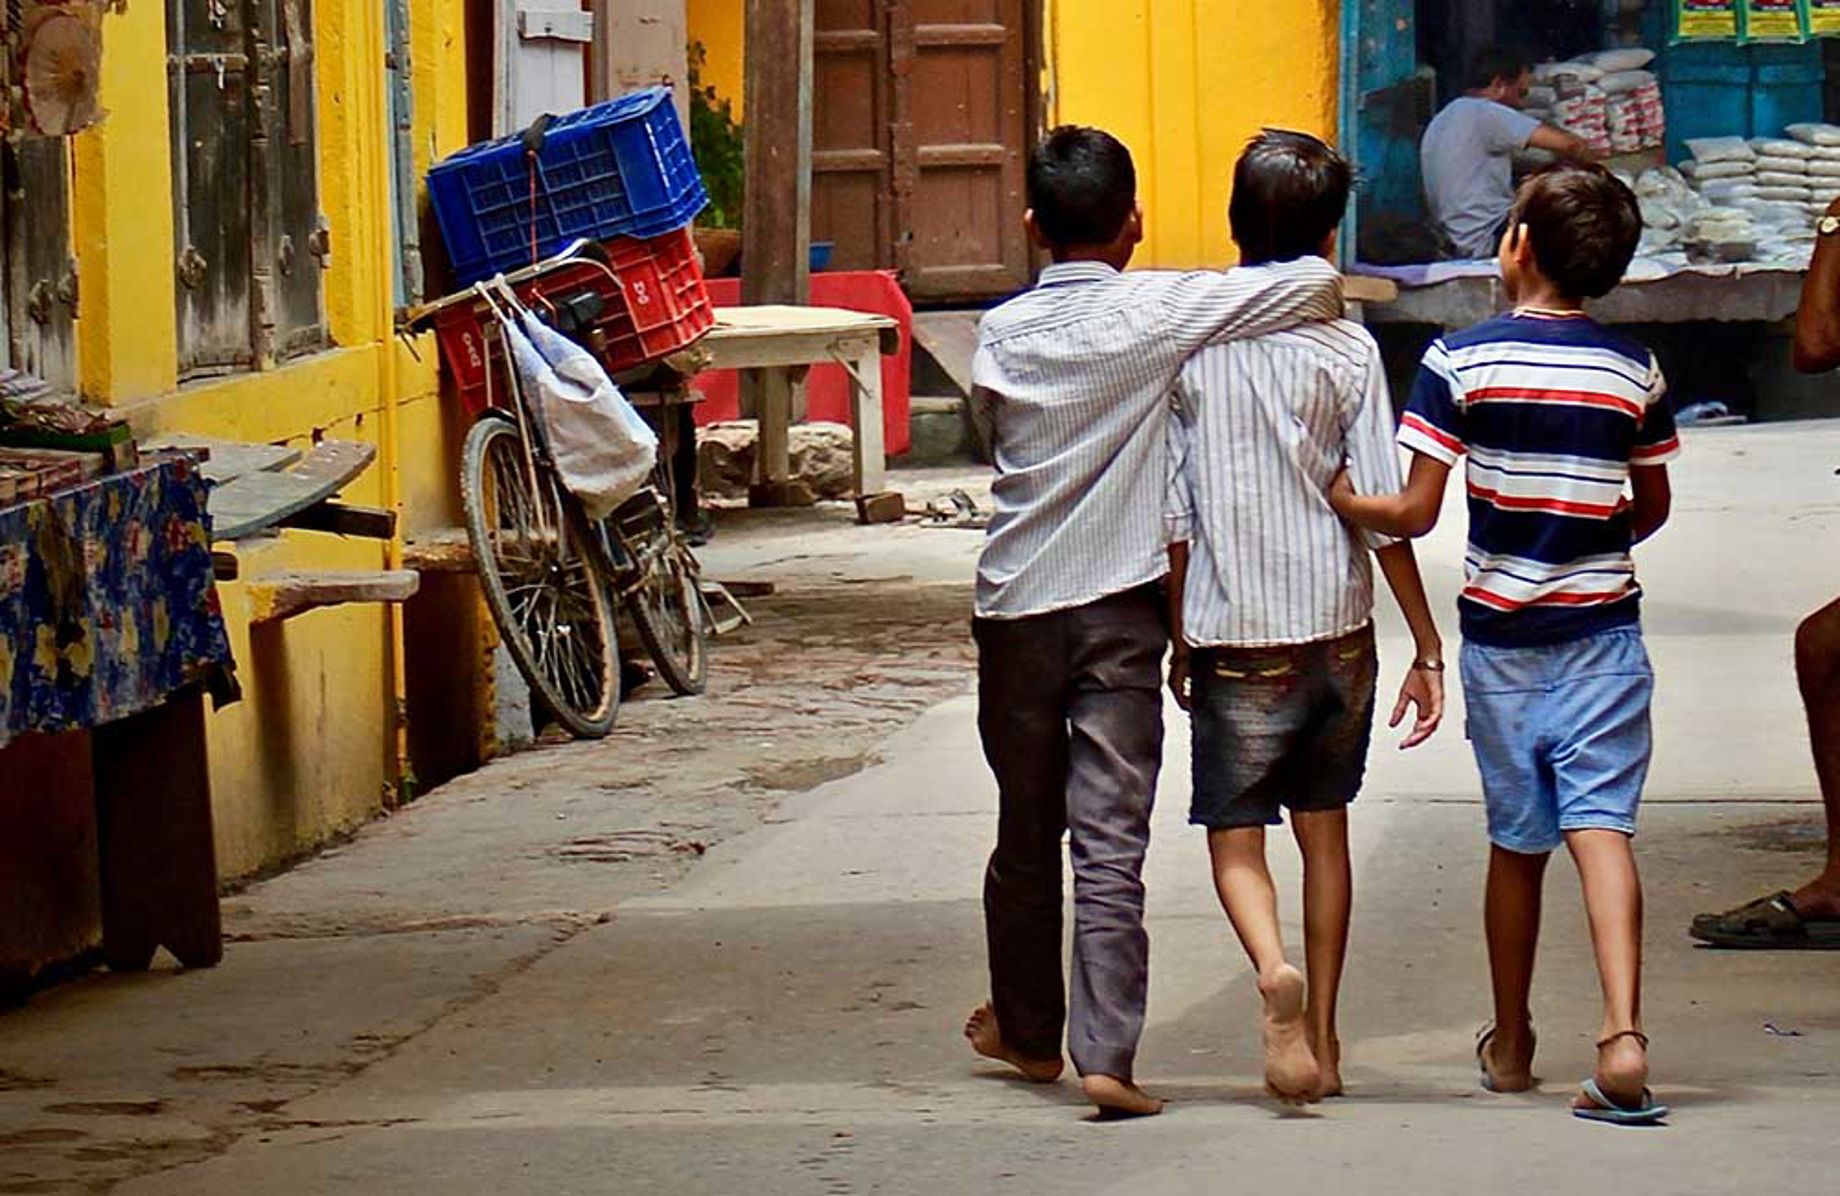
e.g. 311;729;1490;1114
1166;130;1447;1103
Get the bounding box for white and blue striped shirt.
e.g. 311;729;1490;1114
971;258;1345;619
1167;319;1403;648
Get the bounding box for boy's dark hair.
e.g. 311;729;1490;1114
1228;129;1353;266
1027;126;1137;248
1466;45;1529;92
1509;164;1641;300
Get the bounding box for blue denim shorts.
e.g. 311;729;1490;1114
1461;627;1654;855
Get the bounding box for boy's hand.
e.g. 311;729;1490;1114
1327;467;1358;518
1169;649;1192;713
1390;663;1444;749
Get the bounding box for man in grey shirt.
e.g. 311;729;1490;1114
1421;46;1595;259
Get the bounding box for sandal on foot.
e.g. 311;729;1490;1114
1475;1022;1535;1093
1690;891;1840;950
1574;1076;1669;1126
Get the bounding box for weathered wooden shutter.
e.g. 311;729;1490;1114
169;0;324;378
170;0;257;378
261;0;327;358
2;3;78;392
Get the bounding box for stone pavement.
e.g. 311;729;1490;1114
2;431;1839;1194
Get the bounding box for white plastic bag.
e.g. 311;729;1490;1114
505;308;658;521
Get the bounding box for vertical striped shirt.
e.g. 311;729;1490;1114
970;258;1345;619
1398;312;1681;648
1166;320;1403;648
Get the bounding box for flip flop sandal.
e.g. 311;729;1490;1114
1475;1022;1536;1093
1574;1077;1669;1126
1690;891;1840;950
1574;1031;1668;1127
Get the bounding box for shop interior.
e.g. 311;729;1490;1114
1349;0;1840;420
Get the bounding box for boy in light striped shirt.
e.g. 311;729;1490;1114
1164;130;1447;1104
1329;164;1679;1126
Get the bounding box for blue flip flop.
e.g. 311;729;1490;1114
1574;1076;1669;1126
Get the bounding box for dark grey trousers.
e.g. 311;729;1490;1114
973;584;1165;1082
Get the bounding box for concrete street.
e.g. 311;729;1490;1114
4;427;1840;1194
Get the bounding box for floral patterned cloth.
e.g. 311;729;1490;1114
0;456;238;748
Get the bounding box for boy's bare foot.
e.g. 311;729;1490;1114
1307;1030;1343;1101
1477;1022;1536;1093
964;1002;1064;1083
1580;1029;1650;1111
1082;1074;1165;1118
1260;964;1320;1102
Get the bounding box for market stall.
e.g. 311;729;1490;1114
1347;1;1840;345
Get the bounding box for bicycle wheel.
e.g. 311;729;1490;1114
462;415;621;737
626;536;709;696
611;490;708;697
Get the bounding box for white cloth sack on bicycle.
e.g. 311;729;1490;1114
508;309;657;521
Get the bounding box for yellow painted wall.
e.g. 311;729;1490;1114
688;0;746;115
70;0;472;879
684;0;1342;269
1047;0;1340;268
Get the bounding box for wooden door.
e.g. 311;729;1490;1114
813;0;1032;301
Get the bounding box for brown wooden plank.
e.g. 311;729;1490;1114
142;434;302;484
207;439;376;541
247;569;421;624
93;691;222;971
277;501;397;539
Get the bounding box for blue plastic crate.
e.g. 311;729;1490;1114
428;87;708;285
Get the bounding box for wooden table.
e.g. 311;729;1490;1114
698;305;901;505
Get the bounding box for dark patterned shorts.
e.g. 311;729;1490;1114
1189;623;1378;830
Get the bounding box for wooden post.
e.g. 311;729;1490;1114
741;0;814;307
741;0;814;505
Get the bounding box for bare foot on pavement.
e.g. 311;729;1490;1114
964;1002;1064;1083
1307;1030;1343;1102
1480;1023;1536;1094
1261;964;1320;1102
1082;1074;1164;1119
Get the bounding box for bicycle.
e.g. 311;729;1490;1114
409;242;710;739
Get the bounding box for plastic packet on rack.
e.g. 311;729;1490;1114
1787;122;1840;146
1814;0;1840;37
507;308;659;521
1686;136;1758;163
1738;0;1809;43
1673;0;1739;42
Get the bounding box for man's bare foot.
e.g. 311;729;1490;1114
1260;964;1320;1102
1478;1022;1536;1093
964;1002;1063;1083
1306;1030;1343;1101
1579;1029;1650;1112
1082;1074;1164;1118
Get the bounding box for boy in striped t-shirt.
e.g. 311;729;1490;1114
1330;164;1679;1126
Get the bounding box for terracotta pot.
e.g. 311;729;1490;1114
693;227;743;278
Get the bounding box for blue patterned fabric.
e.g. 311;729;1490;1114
0;456;237;748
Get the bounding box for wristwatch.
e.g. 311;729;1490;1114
1821;215;1840;237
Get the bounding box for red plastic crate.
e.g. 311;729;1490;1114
433;226;713;417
